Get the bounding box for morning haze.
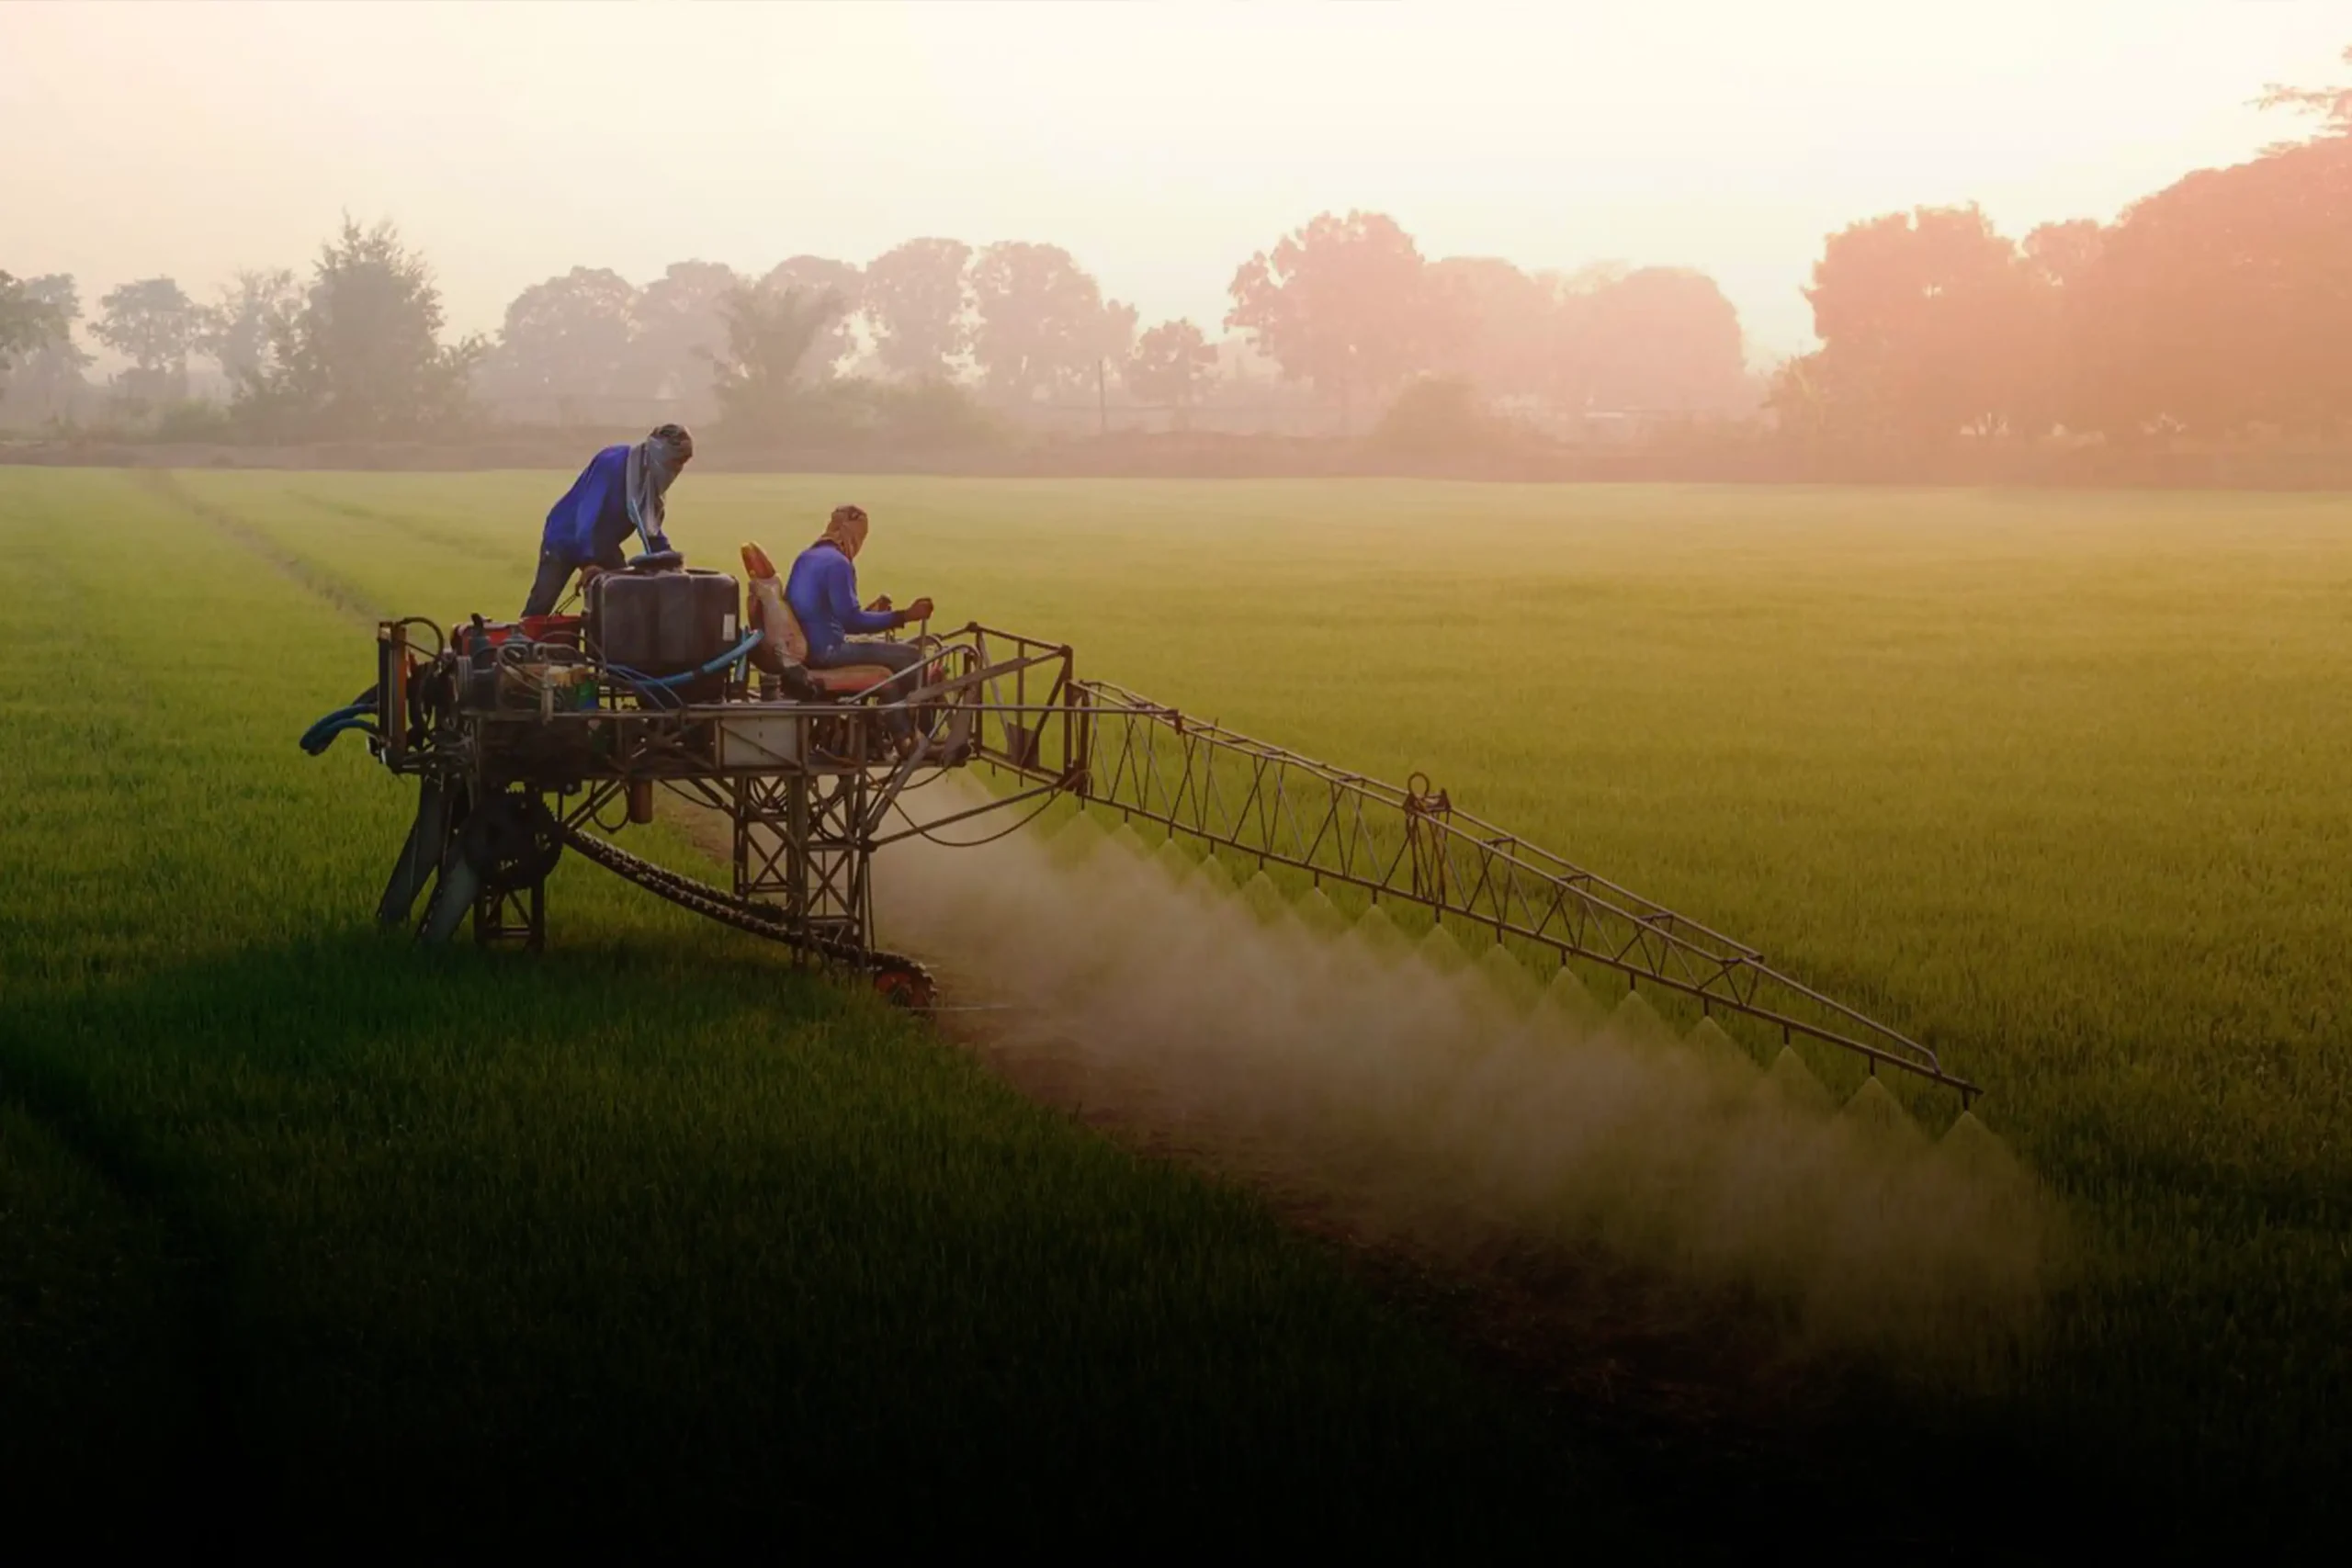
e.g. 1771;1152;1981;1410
3;0;2342;365
11;1;2352;1554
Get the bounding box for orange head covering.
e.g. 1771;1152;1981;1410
820;503;869;558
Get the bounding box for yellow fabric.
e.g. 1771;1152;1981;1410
739;538;808;663
820;507;869;558
750;578;808;663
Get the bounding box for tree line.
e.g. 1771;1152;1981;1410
1771;50;2352;453
0;218;1752;446
5;45;2346;456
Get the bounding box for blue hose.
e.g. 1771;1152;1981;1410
300;714;381;754
653;627;762;686
300;688;380;755
607;629;764;692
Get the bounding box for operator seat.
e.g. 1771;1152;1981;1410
806;664;899;697
741;540;899;697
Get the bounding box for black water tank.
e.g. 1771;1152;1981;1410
588;569;742;701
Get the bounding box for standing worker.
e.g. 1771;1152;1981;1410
522;423;695;617
785;504;935;754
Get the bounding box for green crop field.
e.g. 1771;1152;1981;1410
4;466;2347;1551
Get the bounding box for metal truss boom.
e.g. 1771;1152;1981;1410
940;637;1976;1104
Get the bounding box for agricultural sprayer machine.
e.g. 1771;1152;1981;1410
306;546;1981;1107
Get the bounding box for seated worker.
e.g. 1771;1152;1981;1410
522;423;695;617
784;504;934;753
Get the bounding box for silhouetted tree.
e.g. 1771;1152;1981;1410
0;274;92;422
1425;256;1548;401
482;266;639;409
1371;374;1513;457
1798;204;2039;444
1763;351;1833;445
2010;220;2106;434
198;268;300;392
0;269;67;373
240;218;485;437
861;238;971;380
1124;319;1220;423
627;260;741;418
1226;210;1440;431
2022;220;2103;290
969;242;1130;403
1569;267;1749;414
92;276;201;405
2259;43;2352;143
2073;136;2352;438
865;377;1001;448
763;255;862;381
710;280;846;439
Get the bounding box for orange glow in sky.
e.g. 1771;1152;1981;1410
3;0;2344;365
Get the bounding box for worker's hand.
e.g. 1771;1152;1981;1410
903;596;935;623
865;594;893;613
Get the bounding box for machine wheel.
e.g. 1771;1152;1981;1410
459;791;564;892
871;964;936;1012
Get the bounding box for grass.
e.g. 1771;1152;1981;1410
5;466;2350;1548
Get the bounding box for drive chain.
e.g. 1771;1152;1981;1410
556;824;934;989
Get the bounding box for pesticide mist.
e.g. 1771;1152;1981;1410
876;782;2057;1382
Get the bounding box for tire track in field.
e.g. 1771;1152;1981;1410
129;470;389;624
282;488;499;558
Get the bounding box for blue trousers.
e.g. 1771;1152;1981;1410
521;542;626;618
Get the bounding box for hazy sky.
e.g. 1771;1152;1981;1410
4;1;2346;367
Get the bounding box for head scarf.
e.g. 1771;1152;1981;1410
820;503;869;558
624;423;694;548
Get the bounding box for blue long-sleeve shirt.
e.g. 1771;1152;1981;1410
784;541;895;656
540;444;668;564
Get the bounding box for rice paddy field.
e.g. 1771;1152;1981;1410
4;466;2347;1551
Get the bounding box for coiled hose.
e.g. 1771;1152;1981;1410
300;688;380;754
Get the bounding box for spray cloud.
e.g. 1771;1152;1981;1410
876;784;2055;1380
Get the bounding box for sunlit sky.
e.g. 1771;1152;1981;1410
4;1;2345;367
